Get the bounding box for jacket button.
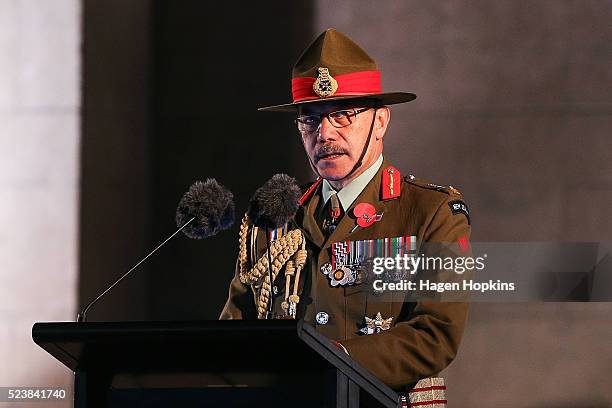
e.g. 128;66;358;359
316;311;329;325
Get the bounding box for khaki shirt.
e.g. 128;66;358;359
220;160;471;390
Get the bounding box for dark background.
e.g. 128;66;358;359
80;1;313;321
78;1;612;406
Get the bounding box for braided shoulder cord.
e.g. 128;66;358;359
287;239;307;318
237;225;305;319
255;230;303;318
281;260;295;314
237;213;250;276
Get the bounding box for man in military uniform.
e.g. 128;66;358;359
220;29;471;403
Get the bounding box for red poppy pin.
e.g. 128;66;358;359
353;203;384;228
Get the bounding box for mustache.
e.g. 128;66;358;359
314;144;348;162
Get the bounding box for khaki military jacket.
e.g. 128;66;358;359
220;160;471;391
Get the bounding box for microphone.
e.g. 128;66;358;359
77;179;235;322
247;174;301;319
176;179;235;239
248;174;301;230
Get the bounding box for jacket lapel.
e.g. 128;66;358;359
323;160;396;249
296;182;326;248
297;160;401;249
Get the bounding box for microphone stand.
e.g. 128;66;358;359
76;217;195;322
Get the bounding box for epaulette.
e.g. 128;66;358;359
404;174;463;197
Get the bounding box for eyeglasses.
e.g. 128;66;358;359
295;107;372;135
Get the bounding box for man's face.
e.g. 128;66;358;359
297;101;387;183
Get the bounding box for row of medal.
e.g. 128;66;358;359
321;235;418;287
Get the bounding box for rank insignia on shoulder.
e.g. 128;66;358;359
448;200;470;225
427;182;447;191
407;176;466;200
448;185;462;196
360;312;393;335
381;166;401;200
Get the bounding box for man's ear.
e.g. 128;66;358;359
374;107;390;140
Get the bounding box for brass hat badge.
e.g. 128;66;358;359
312;67;338;98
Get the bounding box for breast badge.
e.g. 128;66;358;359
360;312;393;335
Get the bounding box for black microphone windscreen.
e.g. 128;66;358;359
248;174;301;230
176;179;235;239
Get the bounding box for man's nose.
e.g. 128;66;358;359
317;116;336;142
